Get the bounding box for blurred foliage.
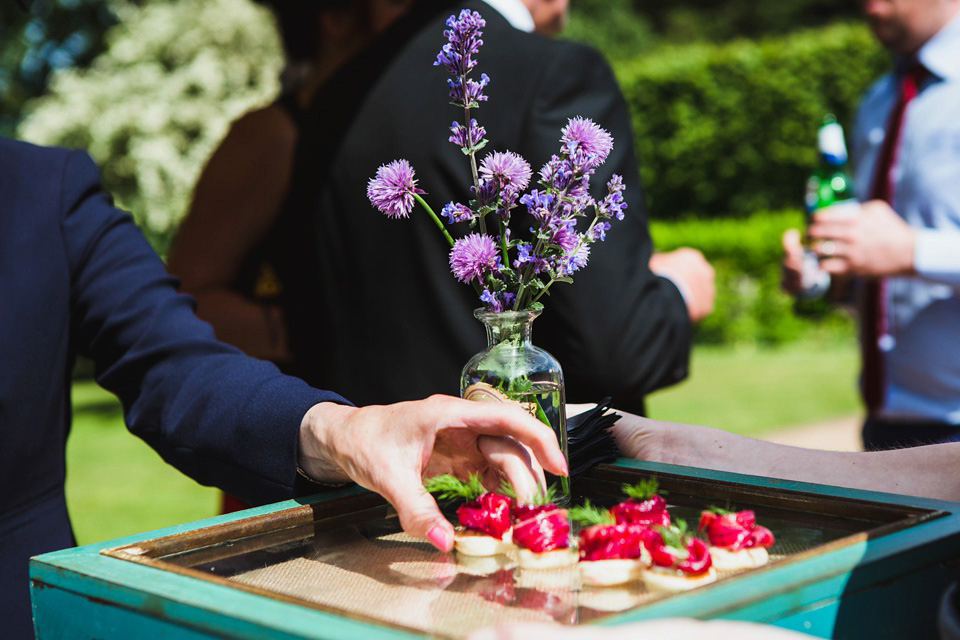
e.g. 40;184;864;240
651;210;854;346
563;0;657;62
620;23;890;220
566;0;862;59
0;0;124;136
16;0;283;254
637;0;862;43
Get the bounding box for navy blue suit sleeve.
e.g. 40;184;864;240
60;150;350;505
518;42;692;413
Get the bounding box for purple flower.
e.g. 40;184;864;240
587;220;612;242
480;289;516;312
557;243;591;277
449;119;486;150
441;202;476;224
597;174;627;220
450;233;500;283
448;73;490;107
513;242;546;273
549;219;579;253
540;155;575;191
520;190;556;221
479;151;531;194
435;10;485;75
561;117;614;167
367;159;424;219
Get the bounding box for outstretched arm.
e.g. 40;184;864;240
298;395;568;550
611;412;960;502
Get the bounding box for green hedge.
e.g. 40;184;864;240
620;23;889;219
651;211;854;345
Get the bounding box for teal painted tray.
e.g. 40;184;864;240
31;460;960;639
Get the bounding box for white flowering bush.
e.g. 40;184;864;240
17;0;284;254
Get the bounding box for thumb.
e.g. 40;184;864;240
782;228;803;254
383;477;455;551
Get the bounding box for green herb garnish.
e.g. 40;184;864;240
706;504;735;515
423;473;486;502
655;519;690;550
621;476;664;501
499;480;559;506
569;500;616;527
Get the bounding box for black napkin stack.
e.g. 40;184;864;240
566;398;620;480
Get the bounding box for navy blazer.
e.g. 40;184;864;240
0;137;347;639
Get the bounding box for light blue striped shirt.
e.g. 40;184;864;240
852;11;960;423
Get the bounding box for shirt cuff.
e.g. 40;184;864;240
914;230;960;287
651;269;692;311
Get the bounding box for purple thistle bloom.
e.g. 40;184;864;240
450;233;500;283
480;151;531;194
449;119;486;149
441;201;476;224
367;159;424;219
561;117;614;167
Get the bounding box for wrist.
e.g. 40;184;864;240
298;402;356;484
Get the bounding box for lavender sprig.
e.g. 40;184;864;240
366;10;627;314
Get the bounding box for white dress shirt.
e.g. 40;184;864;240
852;11;960;423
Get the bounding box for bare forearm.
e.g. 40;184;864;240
612;414;960;502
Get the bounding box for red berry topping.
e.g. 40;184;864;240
641;528;712;575
457;492;513;539
699;509;775;551
512;507;570;553
578;522;648;561
610;494;670;527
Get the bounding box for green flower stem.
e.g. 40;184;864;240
497;216;510;269
414;193;456;248
414;192;483;297
529;278;557;305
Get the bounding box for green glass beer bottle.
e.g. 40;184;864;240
799;114;857;298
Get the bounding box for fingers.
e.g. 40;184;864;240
429;396;568;477
476;435;546;502
379;474;455;551
782;228;803;258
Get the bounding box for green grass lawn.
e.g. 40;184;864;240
646;339;861;436
66;338;860;545
67;381;219;545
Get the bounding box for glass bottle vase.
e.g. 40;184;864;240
460;308;569;504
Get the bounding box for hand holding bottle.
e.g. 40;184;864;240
808;199;916;277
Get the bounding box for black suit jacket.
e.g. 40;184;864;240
280;0;691;413
0;137;346;639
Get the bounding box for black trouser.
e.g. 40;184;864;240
862;416;960;451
